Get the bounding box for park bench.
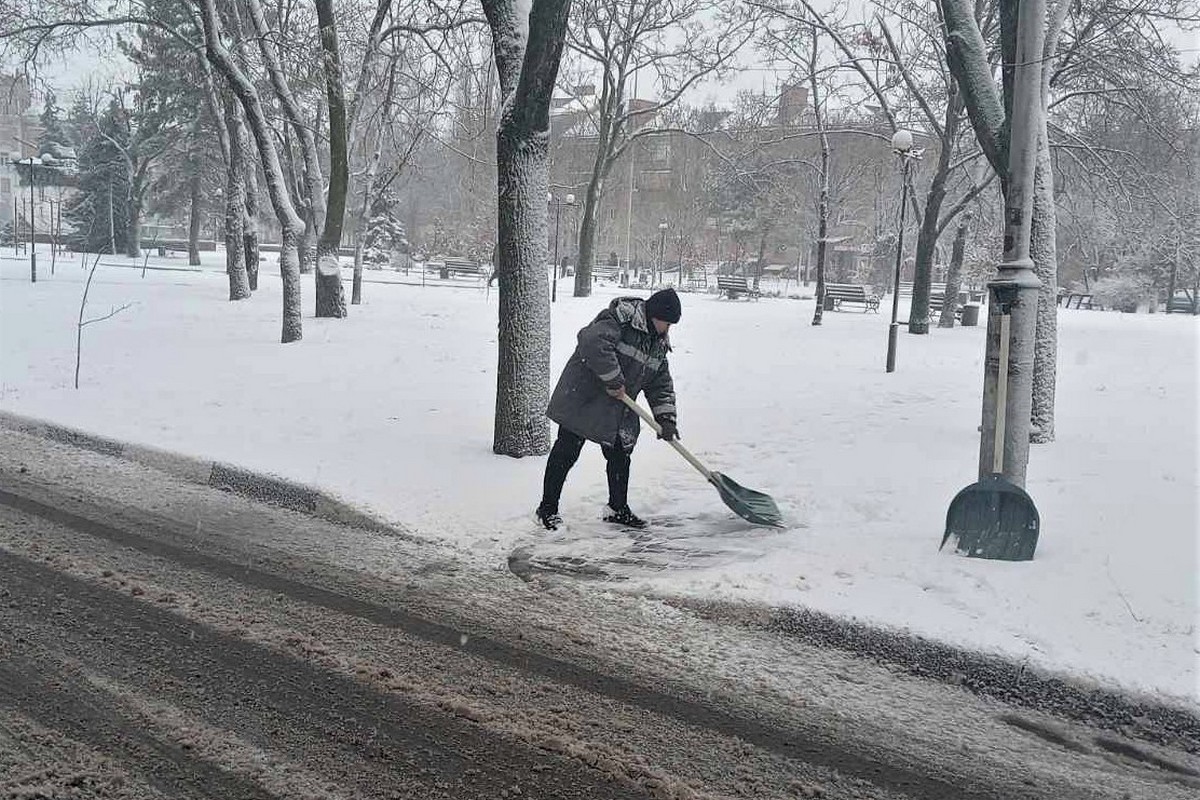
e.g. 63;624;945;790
685;270;708;291
1166;291;1195;314
824;283;880;312
899;281;947;298
717;274;760;300
156;242;190;257
593;264;620;283
1057;291;1094;309
441;257;486;280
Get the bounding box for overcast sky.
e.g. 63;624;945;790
10;3;1198;114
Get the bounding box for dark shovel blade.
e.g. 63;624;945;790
711;471;785;528
942;475;1040;561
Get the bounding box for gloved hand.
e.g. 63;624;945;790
605;384;627;400
656;417;679;441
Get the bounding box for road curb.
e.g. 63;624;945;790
0;411;412;539
663;595;1200;756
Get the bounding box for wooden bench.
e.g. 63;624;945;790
685;272;708;291
898;281;947;297
1167;291;1196;314
593;265;620;283
156;242;190;257
824;283;880;312
716;275;759;300
442;257;485;280
1057;291;1094;309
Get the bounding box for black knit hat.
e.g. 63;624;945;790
644;288;682;324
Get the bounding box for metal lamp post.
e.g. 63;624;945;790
885;129;918;373
657;221;667;287
548;193;576;303
23;155;37;283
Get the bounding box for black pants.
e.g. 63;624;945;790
540;427;631;512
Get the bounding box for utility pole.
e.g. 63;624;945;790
976;0;1046;488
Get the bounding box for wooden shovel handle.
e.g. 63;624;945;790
619;395;714;482
994;313;1011;474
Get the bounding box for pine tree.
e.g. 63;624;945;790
38;91;71;151
64;99;131;254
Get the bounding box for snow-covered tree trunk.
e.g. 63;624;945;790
125;190;142;259
942;0;1062;440
809;37;829;327
223;93;251;301
243;146;260;291
1029;126;1057;442
314;0;348;319
938;211;971;328
244;0;336;315
484;0;573;458
199;0;304;342
573;140;610;298
187;170;202;267
909;90;963;335
225;95;253;302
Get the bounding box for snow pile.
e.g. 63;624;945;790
1;252;1196;705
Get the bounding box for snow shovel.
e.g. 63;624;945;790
941;308;1040;560
620;395;785;528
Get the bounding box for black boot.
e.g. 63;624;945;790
536;504;563;531
603;505;647;529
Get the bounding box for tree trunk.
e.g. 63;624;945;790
809;44;829;327
812;205;828;326
909;90;962;334
350;180;372;306
223;94;251;300
1029;129;1058;443
573;170;605;297
243;149;260;290
224;171;250;300
351;239;365;305
494;131;553;456
484;0;572;458
313;0;348;319
314;246;346;318
187;170;202;267
279;224;303;342
125;194;142;259
908;176;946;334
108;181;116;255
939;212;971;328
198;0;304;341
573;116;615;298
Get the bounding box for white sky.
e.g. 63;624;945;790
7;3;1197;113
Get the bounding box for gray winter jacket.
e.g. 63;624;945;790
547;296;677;450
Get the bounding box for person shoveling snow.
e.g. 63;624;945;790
537;289;683;531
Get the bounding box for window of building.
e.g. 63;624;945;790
0;178;9;195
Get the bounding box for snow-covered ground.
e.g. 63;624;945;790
1;249;1196;707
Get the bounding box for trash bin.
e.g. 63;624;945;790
157;246;166;257
823;293;836;310
960;302;981;327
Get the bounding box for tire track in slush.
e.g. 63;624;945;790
0;484;992;800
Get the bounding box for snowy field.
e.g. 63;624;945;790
1;249;1196;707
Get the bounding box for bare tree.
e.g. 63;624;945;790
941;0;1199;440
564;0;756;296
482;0;572;457
198;0;306;342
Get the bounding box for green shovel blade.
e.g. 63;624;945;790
942;475;1040;561
711;471;785;528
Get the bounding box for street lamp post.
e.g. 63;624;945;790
657;221;668;288
547;192;576;303
24;156;37;283
885;129;919;373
